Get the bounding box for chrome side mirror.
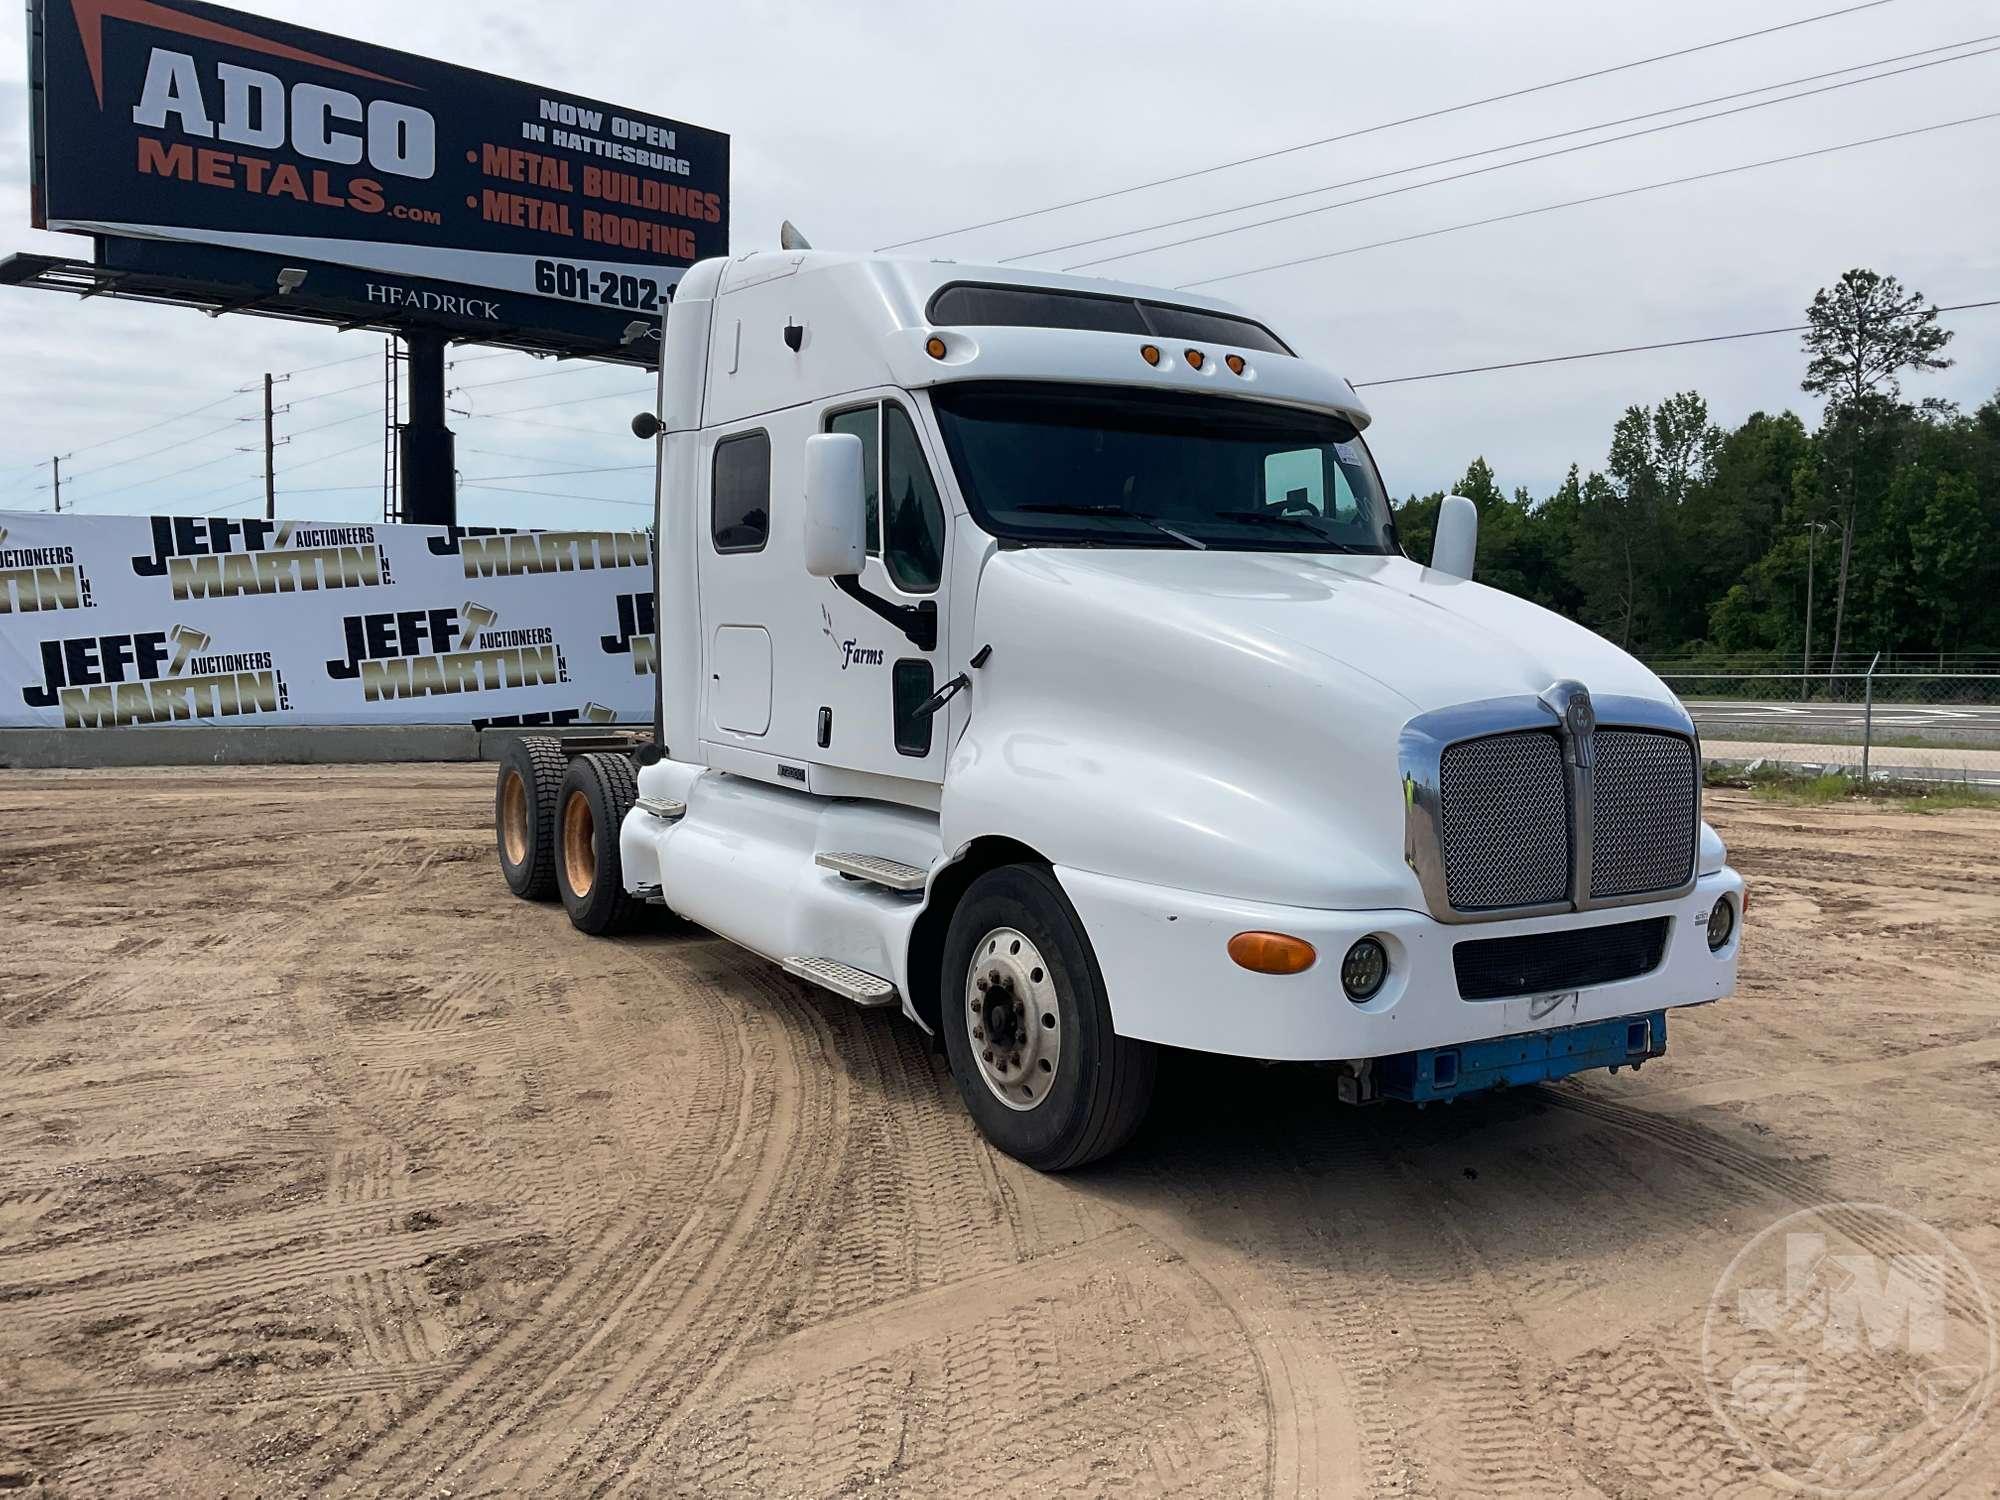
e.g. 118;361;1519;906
802;432;867;578
1431;494;1478;579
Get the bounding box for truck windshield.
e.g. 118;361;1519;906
929;383;1397;554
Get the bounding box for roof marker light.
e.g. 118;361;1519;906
1184;348;1206;370
1140;344;1161;366
1225;353;1247;376
925;336;947;359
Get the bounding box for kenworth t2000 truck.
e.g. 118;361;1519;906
493;249;1744;1170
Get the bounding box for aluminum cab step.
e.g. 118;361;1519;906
815;851;927;893
635;796;686;821
783;956;899;1008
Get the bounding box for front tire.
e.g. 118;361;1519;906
554;752;642;935
940;865;1155;1170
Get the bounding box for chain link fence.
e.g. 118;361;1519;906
1654;656;2000;789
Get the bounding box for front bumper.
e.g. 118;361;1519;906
1056;864;1742;1061
1371;1010;1666;1103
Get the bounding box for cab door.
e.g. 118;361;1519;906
812;393;951;785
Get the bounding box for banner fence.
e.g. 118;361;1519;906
0;510;656;729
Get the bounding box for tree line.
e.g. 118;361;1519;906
1394;270;1998;667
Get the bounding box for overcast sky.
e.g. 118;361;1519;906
2;0;1996;527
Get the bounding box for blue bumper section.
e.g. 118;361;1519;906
1375;1011;1667;1103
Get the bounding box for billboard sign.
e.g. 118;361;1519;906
0;510;658;728
25;0;729;354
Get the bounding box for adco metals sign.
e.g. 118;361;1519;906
26;0;729;352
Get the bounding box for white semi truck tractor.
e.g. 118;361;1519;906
492;249;1744;1170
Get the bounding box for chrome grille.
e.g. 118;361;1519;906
1437;730;1569;911
1590;730;1697;898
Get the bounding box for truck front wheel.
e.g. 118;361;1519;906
941;865;1156;1171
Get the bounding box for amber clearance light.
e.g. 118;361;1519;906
1225;353;1247;375
1184;347;1206;370
1140;343;1162;366
1228;931;1316;975
925;336;948;359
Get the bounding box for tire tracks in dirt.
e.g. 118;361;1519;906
310;943;759;1493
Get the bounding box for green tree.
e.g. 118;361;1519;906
1800;269;1954;669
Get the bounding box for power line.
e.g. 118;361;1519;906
449;363;626;393
287;436;383;465
463;465;650;482
283;349;378;378
464;444;603;465
1350;298;2000;388
454;412;647;438
51;418;249;487
1012;34;2000;269
876;0;1906;252
44;384;250;462
68;446;259;506
1178;108;2000;289
459;482;651;507
471;388;654;417
15;351;367;472
276;464;640;500
285;408;380;441
285;376;381;408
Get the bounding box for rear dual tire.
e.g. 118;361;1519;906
555;752;643;935
495;735;568;901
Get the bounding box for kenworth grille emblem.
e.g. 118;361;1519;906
1541;679;1596;768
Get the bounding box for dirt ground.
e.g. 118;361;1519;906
1;765;1997;1499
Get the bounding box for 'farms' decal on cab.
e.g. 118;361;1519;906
428;524;650;578
21;623;290;727
599;591;656;675
132;517;391;599
326;603;568;701
0;526;94;613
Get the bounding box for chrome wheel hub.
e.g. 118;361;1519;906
965;927;1060;1111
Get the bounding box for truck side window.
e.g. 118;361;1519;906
883;405;945;594
825;406;882;552
711;430;771;553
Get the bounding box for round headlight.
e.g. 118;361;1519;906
1705;897;1736;953
1342;937;1388;1001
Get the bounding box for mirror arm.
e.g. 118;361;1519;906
833;575;938;652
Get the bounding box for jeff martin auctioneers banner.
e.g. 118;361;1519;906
0;511;656;729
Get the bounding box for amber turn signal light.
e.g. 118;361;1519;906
1184;348;1206;370
1225;353;1247;375
1228;931;1317;975
925;336;947;359
1140;343;1162;366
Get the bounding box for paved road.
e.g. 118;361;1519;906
1682;698;2000;738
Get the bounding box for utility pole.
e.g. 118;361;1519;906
50;455;60;513
263;372;277;521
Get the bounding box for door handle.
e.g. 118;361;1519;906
911;673;969;720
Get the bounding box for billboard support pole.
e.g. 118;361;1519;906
398;331;455;528
50;456;60;513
